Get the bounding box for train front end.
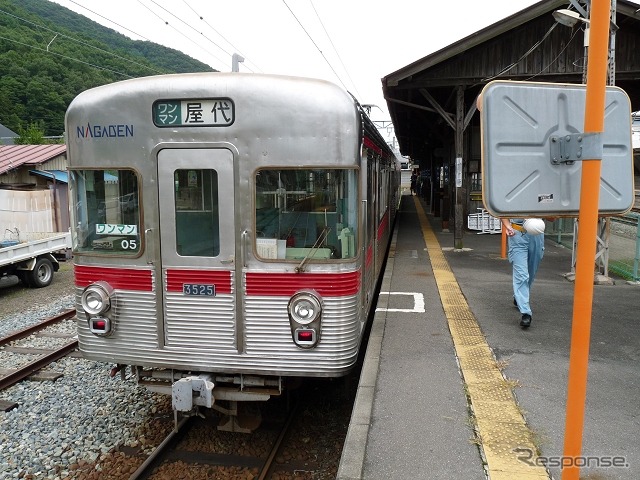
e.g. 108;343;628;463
65;73;379;428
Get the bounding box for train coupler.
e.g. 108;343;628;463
171;374;214;411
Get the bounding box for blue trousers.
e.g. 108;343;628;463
508;232;544;316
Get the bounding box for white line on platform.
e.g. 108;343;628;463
376;292;425;312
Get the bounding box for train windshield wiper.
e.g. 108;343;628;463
295;226;331;273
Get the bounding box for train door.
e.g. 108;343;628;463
362;151;378;314
157;148;240;351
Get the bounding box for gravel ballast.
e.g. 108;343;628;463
0;263;171;479
1;262;353;479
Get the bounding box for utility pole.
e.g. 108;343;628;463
232;53;244;72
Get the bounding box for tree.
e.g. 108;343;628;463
15;122;46;144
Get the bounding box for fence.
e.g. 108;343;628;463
545;214;640;282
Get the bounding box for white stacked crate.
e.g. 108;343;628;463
467;208;502;234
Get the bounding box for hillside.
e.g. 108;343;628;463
0;0;215;137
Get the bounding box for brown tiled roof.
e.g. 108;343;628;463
0;145;67;175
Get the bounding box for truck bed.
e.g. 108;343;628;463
0;232;72;268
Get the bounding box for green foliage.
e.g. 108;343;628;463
15;121;45;144
0;0;216;137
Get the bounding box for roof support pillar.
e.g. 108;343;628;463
454;86;465;249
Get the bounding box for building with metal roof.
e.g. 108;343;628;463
383;0;640;247
0;123;18;145
0;144;69;232
0;144;67;183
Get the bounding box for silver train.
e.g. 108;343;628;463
65;73;400;430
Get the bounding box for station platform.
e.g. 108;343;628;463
337;193;639;480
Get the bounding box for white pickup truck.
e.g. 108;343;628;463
0;232;72;288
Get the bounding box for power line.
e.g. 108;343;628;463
67;0;151;41
281;0;350;93
309;0;360;99
526;26;581;81
0;34;134;78
148;0;229;56
182;0;260;73
482;23;558;82
0;7;167;75
66;0;226;72
136;0;228;70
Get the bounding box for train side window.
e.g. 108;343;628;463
174;169;220;257
255;168;358;261
69;169;140;255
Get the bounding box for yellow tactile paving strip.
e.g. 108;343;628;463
414;197;549;480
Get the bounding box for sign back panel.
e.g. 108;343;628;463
480;81;634;217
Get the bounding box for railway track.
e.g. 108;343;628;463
129;399;299;480
0;308;78;393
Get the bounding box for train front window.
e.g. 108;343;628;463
255;169;358;260
173;169;220;257
70;169;140;255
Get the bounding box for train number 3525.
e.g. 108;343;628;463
183;284;216;296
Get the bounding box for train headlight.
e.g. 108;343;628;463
288;291;322;348
81;282;116;337
288;291;321;325
81;281;114;315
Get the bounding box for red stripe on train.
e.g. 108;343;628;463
166;269;232;294
363;136;393;160
364;136;382;155
246;271;360;296
74;265;153;291
377;210;389;240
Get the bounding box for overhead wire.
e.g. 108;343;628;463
481;22;559;82
0;7;167;75
281;0;350;93
526;26;582;81
0;33;134;78
65;0;230;72
181;0;260;73
67;0;152;41
309;0;360;99
145;0;230;69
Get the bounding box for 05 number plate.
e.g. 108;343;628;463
183;284;216;296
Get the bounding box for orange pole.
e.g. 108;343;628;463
501;227;507;259
561;1;610;479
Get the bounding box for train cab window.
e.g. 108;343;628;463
255;169;358;261
69;169;140;255
173;169;220;257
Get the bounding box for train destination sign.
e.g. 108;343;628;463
153;98;235;127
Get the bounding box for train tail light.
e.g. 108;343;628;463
89;317;112;336
288;290;322;348
295;328;316;346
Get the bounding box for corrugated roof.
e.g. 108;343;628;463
29;169;69;184
0;144;67;175
383;0;640;87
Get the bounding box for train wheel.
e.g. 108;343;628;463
27;257;54;288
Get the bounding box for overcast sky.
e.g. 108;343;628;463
46;0;579;144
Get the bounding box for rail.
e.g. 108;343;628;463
129;399;299;479
0;309;78;391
